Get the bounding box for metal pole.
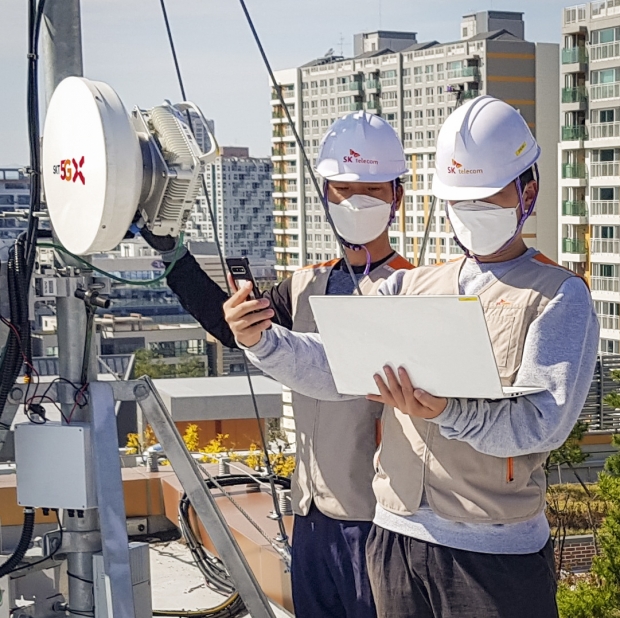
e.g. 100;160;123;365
136;378;276;618
42;0;83;105
41;5;97;618
416;195;436;266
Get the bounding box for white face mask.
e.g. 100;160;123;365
328;195;392;245
448;201;518;256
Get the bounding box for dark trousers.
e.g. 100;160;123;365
366;524;558;618
291;504;377;618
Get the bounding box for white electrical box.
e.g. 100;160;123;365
93;543;152;618
15;423;97;510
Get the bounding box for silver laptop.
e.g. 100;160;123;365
309;295;544;400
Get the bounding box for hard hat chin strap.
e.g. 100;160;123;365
493;162;540;257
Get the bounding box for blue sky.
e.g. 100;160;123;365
1;0;572;166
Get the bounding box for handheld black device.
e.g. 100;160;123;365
226;257;262;300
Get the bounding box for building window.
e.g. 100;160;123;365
591;26;620;45
600;339;619;354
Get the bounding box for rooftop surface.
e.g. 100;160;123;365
145;540;292;616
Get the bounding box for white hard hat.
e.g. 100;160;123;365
315;111;408;182
432;95;540;201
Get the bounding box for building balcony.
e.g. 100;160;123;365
461;89;480;100
462;66;480;78
271;88;295;101
591;162;620;177
447;67;480;80
350;101;364;111
591;238;620;254
562;200;587;216
366;100;381;110
348;81;363;92
274;238;299;249
589;122;620;139
591;276;620;293
561;86;587;104
561;47;588;65
562;125;588;140
590;200;620;216
561;163;587;178
275;255;299;267
600;315;620;330
366;79;380;90
590;41;620;62
562;5;587;31
562;237;587;254
590;83;620;101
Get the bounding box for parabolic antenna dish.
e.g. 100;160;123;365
42;77;142;255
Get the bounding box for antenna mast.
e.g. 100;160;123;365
41;5;102;618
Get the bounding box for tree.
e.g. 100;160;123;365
604;369;620;410
175;356;206;378
134;348;175;379
133;348;205;379
557;427;620;616
549;421;589;470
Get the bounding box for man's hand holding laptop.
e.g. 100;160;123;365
369;366;447;420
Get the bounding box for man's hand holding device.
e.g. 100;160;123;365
368;365;448;419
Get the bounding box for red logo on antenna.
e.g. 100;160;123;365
54;156;85;185
350;149;361;158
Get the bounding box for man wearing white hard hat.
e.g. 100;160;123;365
142;111;412;617
224;96;599;617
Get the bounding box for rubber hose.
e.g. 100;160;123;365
0;247;22;421
0;508;35;577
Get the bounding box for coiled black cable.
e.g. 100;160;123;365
0;507;35;578
0;0;44;424
173;475;291;618
0;237;31;429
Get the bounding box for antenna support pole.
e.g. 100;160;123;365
41;5;100;618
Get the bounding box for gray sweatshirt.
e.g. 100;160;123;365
244;248;600;553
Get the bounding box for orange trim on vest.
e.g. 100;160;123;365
431;257;461;267
387;255;414;271
376;418;382;448
506;457;514;483
532;254;589;287
299;258;340;271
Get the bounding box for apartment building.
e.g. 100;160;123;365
186;147;275;261
271;11;559;280
0;167;30;240
561;1;620;354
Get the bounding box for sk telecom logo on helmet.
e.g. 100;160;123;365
447;158;482;175
343;148;379;165
52;156;85;185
